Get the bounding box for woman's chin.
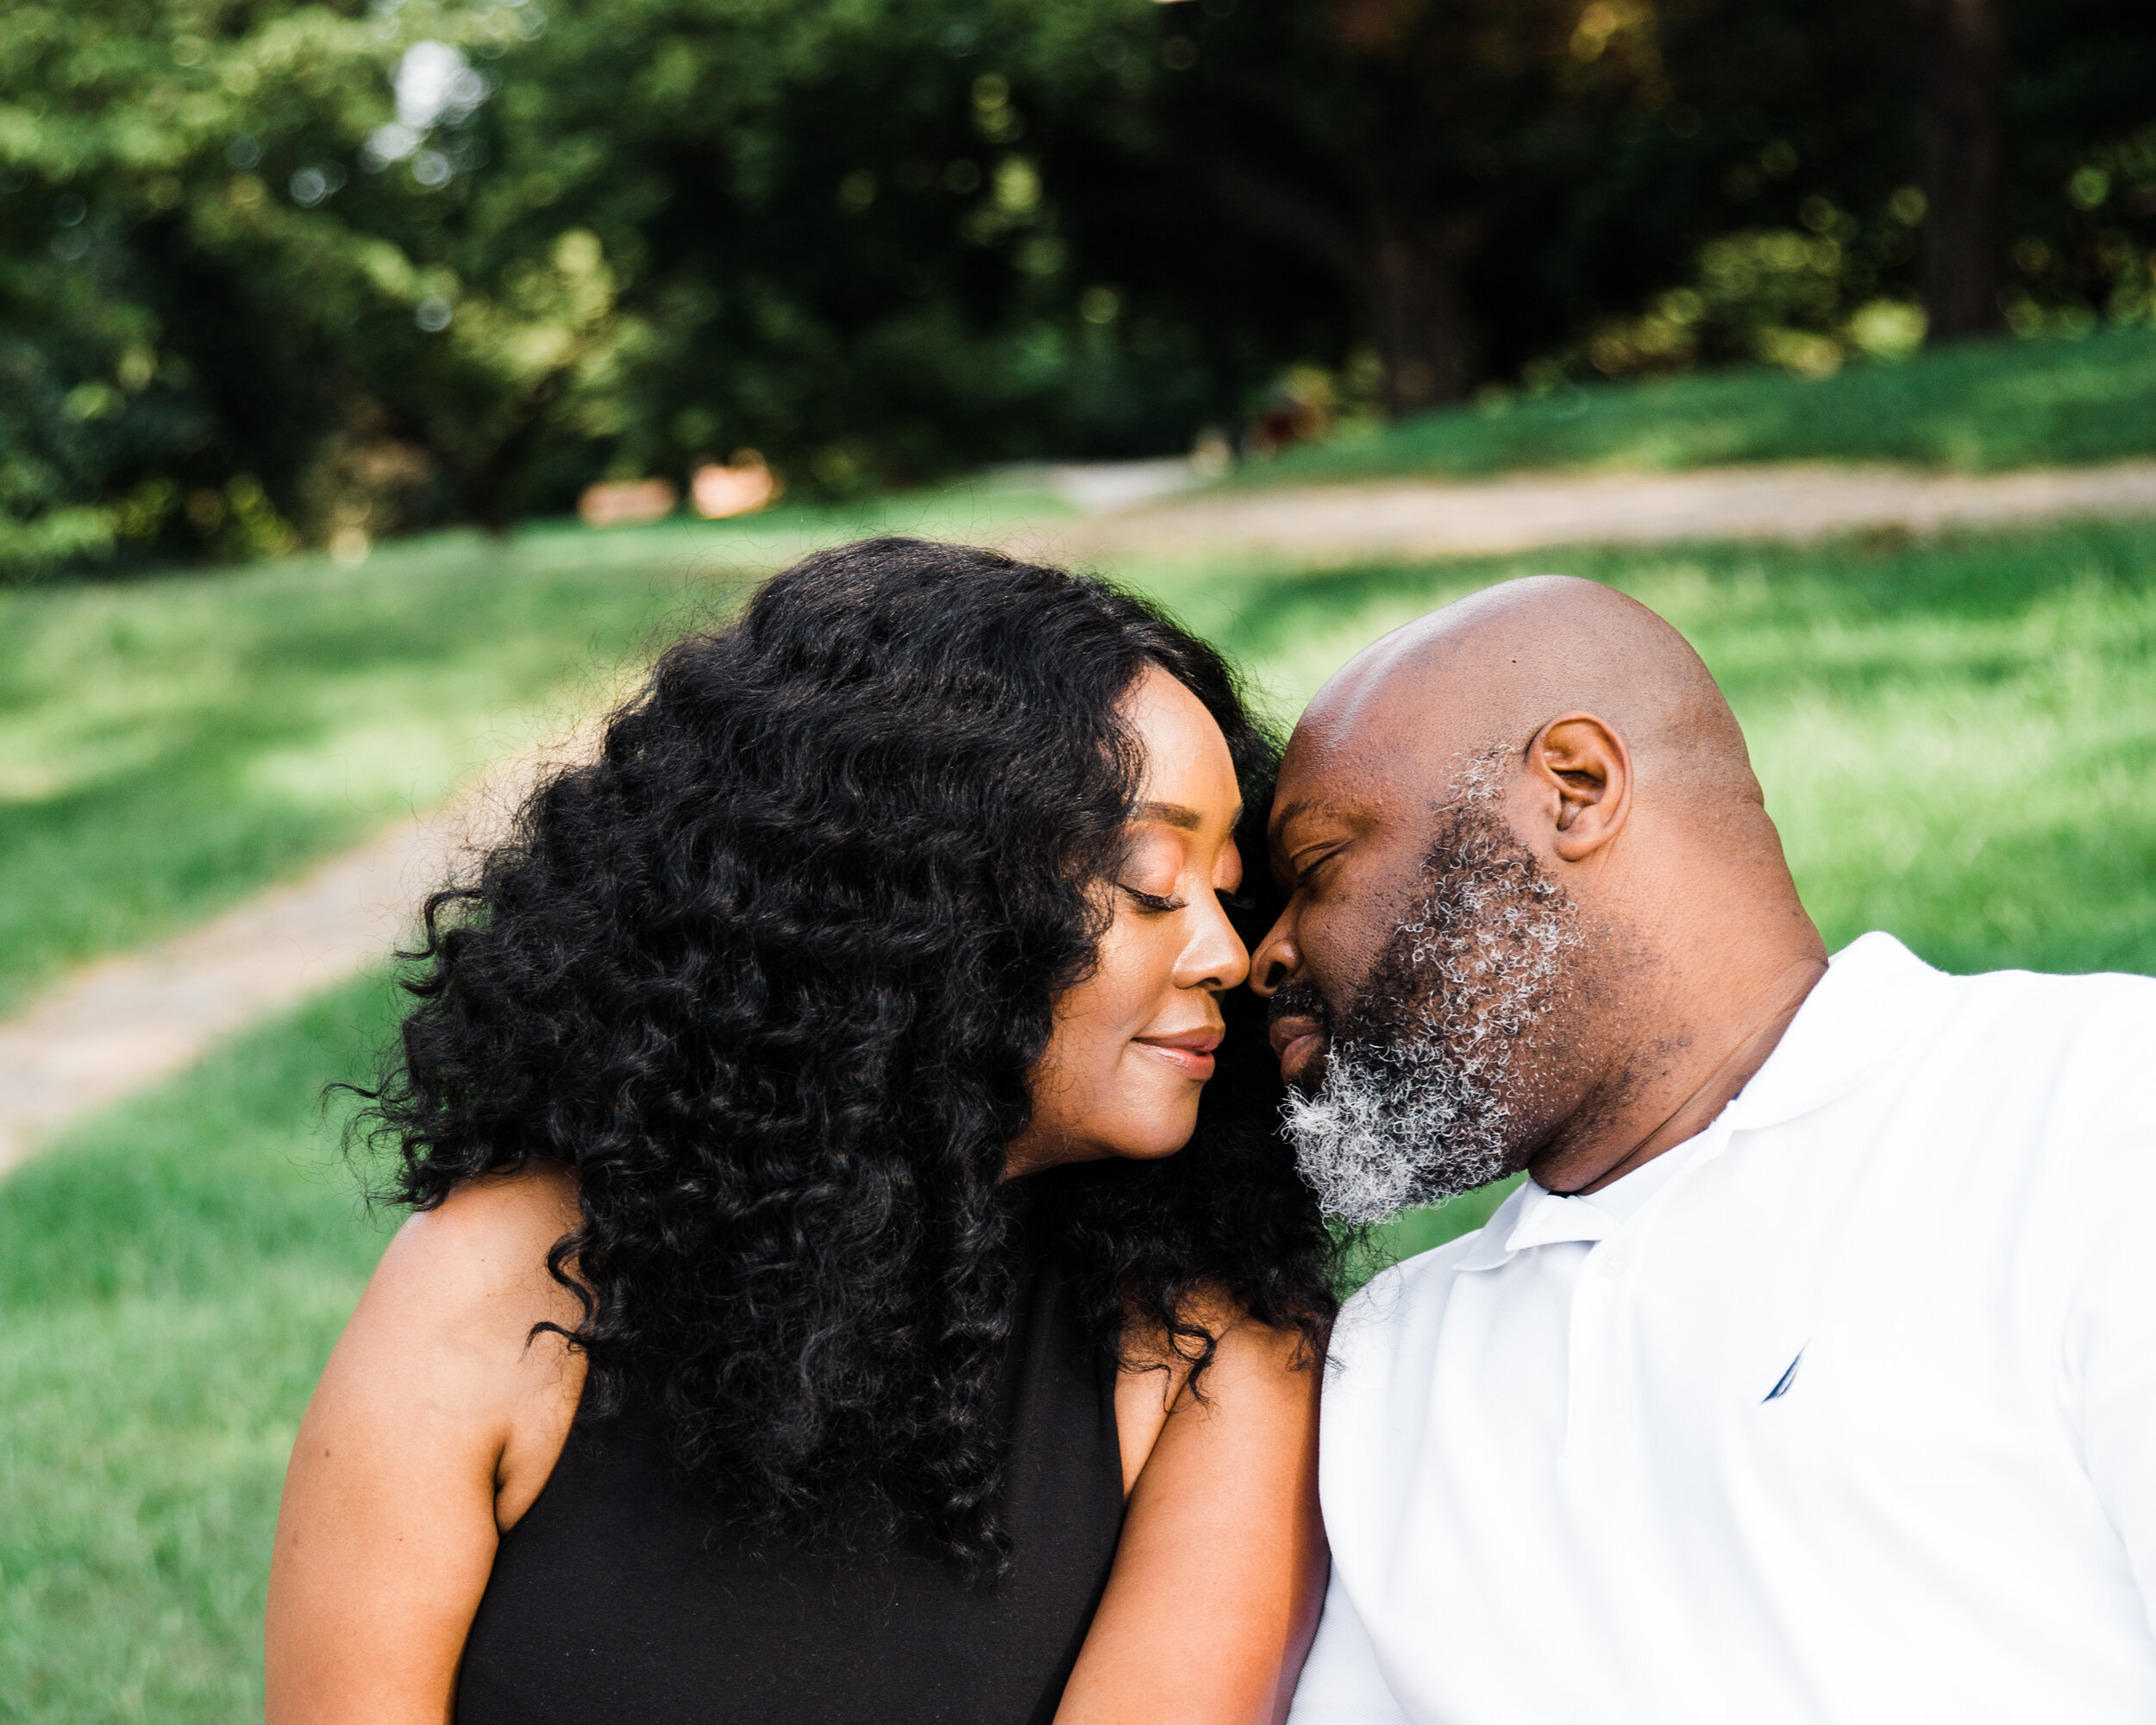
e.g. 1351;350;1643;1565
1098;1095;1201;1162
1105;1135;1191;1164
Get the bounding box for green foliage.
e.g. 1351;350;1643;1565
0;0;1214;574
9;0;2156;577
1249;325;2156;485
0;0;682;564
1575;210;1931;382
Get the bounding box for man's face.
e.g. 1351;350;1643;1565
1254;726;1587;1221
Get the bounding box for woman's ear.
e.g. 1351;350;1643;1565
1528;712;1632;862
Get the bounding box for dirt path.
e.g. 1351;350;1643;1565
1031;458;2156;566
8;455;2156;1173
0;742;575;1176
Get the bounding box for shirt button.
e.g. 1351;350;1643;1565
1597;1248;1629;1278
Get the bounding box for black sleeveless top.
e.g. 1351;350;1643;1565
455;1208;1125;1724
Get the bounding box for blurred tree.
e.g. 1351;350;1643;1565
0;0;658;558
1037;0;1662;415
2;0;2152;576
1911;0;2005;339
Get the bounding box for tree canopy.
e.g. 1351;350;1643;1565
3;0;2152;574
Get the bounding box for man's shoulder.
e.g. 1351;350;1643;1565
1938;962;2156;1081
1950;958;2156;1009
1849;957;2156;1201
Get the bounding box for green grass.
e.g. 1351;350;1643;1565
8;511;2156;1718
0;971;400;1721
0;486;1070;1013
1250;326;2156;487
1165;518;2156;977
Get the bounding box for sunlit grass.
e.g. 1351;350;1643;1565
5;512;2156;1720
0;486;1072;1013
0;973;398;1722
1245;326;2156;486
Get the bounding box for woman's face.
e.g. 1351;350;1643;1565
1006;666;1250;1176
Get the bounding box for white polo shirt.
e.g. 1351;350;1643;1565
1290;932;2156;1725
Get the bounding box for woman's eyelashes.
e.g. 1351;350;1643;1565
1119;883;1253;914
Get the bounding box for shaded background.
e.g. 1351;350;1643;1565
7;0;2156;571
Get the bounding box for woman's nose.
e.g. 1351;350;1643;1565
1182;895;1251;993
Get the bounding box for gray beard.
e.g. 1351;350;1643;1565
1283;797;1579;1224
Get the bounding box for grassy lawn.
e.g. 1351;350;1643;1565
5;511;2156;1716
0;487;1068;1014
0;972;400;1720
1251;326;2156;486
11;331;2150;1014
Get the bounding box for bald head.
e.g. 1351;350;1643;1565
1255;575;1825;1212
1297;574;1758;817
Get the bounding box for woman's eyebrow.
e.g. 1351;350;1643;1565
1131;800;1203;830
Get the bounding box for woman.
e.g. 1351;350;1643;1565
265;538;1340;1723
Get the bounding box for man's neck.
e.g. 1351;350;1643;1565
1535;950;1828;1196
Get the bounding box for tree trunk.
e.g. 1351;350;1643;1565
1194;148;1481;418
1364;228;1475;415
1913;0;2005;341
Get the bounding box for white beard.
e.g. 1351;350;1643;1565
1282;1031;1520;1225
1283;795;1578;1224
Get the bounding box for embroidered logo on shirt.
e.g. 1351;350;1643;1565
1762;1349;1805;1403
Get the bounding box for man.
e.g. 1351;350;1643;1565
1258;575;2156;1723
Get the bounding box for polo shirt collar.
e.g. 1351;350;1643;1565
1721;931;1945;1133
1455;1183;1537;1270
1503;1189;1615;1251
1446;932;1942;1272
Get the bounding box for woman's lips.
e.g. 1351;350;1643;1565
1133;1029;1222;1081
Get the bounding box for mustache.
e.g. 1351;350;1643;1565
1265;978;1333;1030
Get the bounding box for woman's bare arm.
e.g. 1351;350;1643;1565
264;1167;586;1725
1056;1312;1327;1725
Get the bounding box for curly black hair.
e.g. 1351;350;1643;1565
363;536;1339;1570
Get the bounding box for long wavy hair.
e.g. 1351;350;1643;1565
363;536;1338;1570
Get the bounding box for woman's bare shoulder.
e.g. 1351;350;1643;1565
1120;1287;1322;1386
1113;1288;1322;1492
385;1160;580;1277
360;1162;586;1363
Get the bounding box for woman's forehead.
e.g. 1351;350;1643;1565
1125;669;1237;800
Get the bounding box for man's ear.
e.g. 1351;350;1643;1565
1527;712;1632;862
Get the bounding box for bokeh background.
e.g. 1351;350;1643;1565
5;0;2156;1715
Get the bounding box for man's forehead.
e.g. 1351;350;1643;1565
1269;731;1426;849
1278;674;1480;810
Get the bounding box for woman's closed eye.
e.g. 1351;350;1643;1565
1120;885;1188;913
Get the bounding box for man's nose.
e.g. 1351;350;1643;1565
1248;912;1300;997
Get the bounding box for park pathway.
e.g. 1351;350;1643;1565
7;455;2156;1172
1033;456;2156;565
0;737;582;1175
